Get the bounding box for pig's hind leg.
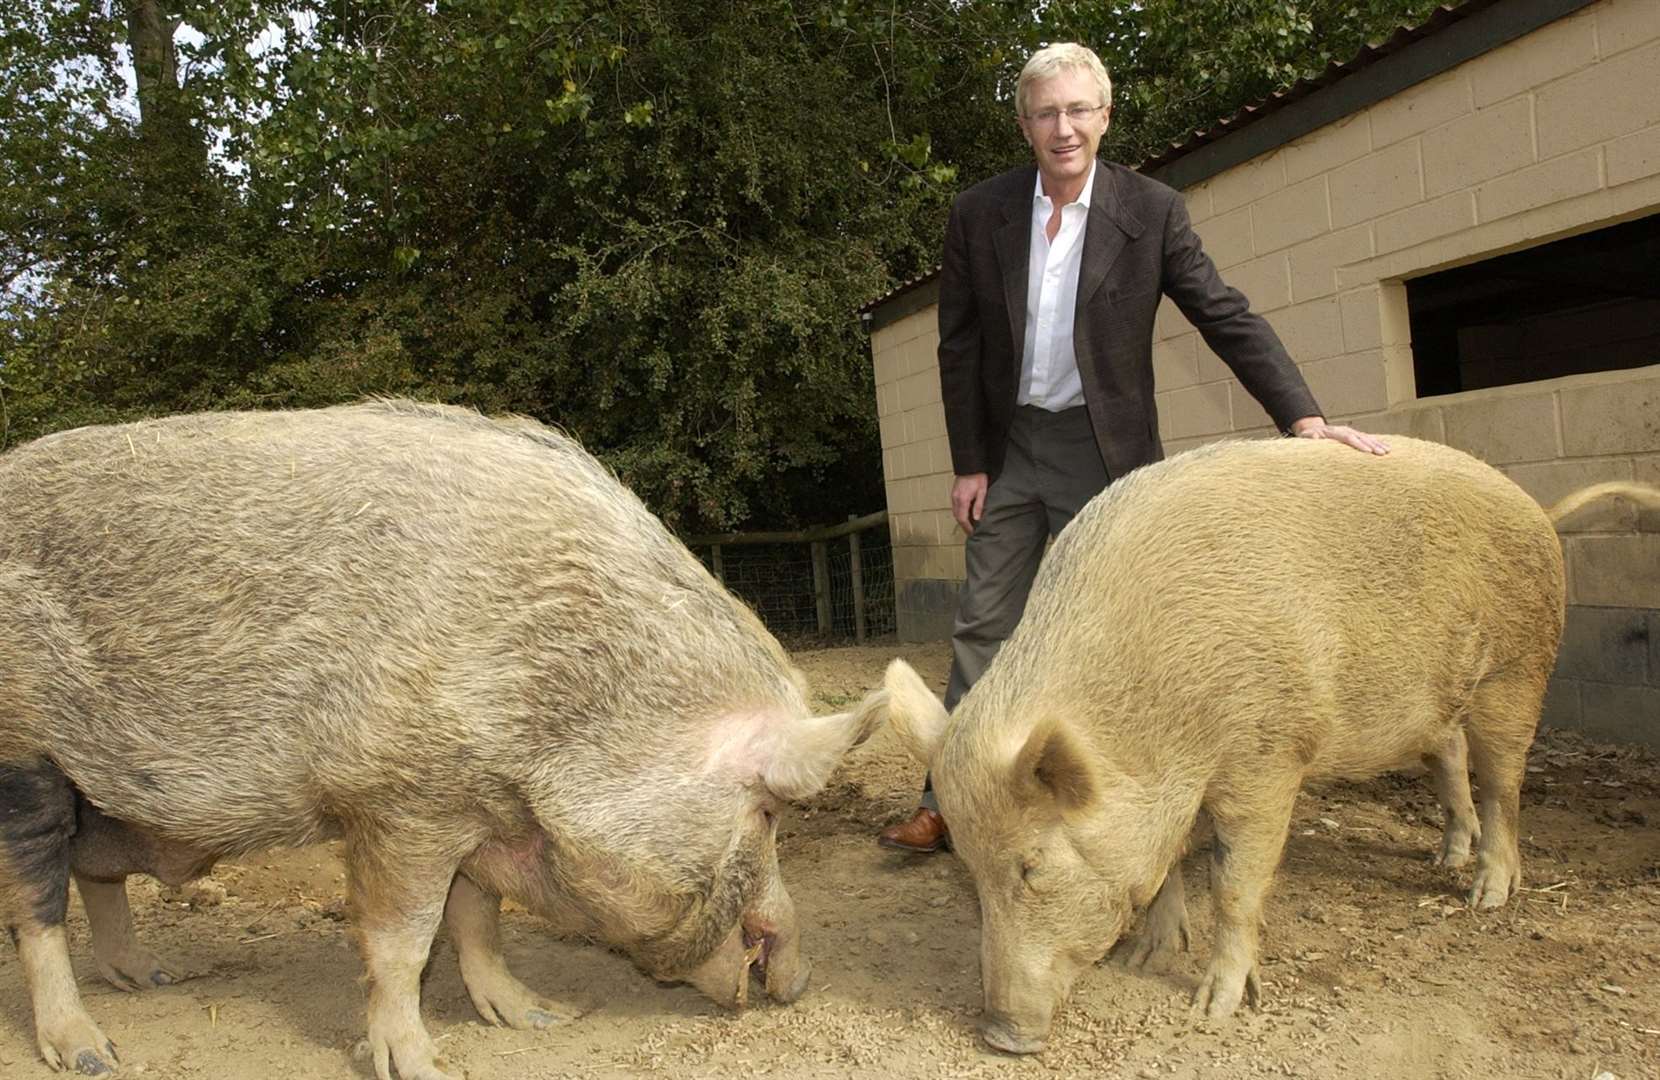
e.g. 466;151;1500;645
1462;673;1542;910
0;759;121;1075
69;801;184;992
445;873;575;1029
75;877;179;992
1422;730;1480;869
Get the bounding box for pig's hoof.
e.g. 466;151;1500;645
1114;920;1190;972
1433;845;1472;869
95;950;178;992
490;996;574;1029
399;1061;461;1080
980;1018;1046;1055
38;1018;118;1076
1433;826;1477;869
1192;966;1260;1020
522;1005;576;1029
378;1047;461;1080
463;975;576;1030
1468;864;1519;910
366;1022;463;1080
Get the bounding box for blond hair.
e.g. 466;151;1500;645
1016;42;1113;117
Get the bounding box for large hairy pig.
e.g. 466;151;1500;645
0;401;879;1079
874;435;1659;1054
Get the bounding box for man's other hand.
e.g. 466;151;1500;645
1290;416;1391;455
951;473;989;534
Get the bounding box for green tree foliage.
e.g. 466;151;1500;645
2;0;1435;528
208;0;1034;526
1;1;303;443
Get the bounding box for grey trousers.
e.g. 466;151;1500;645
921;404;1110;811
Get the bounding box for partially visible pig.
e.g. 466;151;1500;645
873;435;1660;1054
0;401;880;1079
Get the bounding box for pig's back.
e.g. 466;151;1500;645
0;402;774;849
0;403;653;692
1009;437;1563;775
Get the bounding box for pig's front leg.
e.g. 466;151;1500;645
16;922;120;1075
1;757;120;1075
346;840;461;1080
1192;785;1296;1020
445;873;576;1029
1115;866;1189;972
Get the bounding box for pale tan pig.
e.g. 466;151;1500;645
875;435;1659;1054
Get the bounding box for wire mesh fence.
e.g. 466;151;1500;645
825;532;896;639
688;515;896;643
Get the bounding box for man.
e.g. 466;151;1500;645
877;42;1389;854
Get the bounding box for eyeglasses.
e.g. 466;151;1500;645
1024;104;1105;128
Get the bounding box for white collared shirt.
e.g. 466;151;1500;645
1018;162;1096;411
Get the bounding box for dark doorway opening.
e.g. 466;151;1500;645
1406;213;1660;398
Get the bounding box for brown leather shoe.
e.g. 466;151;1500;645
876;807;951;853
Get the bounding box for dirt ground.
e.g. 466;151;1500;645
1;641;1656;1080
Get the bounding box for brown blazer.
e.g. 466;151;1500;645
938;161;1321;482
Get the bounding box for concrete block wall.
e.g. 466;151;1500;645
871;306;961;640
1159;0;1660;748
1356;368;1660;747
866;0;1660;745
1162;0;1660;456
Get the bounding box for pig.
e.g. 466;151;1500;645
0;401;882;1079
871;434;1660;1054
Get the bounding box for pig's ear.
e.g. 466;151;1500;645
1015;720;1098;814
883;659;949;767
756;689;890;800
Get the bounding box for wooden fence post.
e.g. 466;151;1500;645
848;514;866;644
810;540;831;634
685;512;887;639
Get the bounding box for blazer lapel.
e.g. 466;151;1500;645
992;171;1035;358
1075;163;1140;312
1072;164;1146;404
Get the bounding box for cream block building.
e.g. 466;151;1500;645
864;0;1660;746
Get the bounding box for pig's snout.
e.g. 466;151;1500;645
745;915;810;1004
978;949;1063;1056
980;1014;1048;1055
682;918;809;1008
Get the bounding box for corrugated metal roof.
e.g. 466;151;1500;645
858;268;940;320
1137;0;1504;174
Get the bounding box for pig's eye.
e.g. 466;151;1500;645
1020;857;1043;891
